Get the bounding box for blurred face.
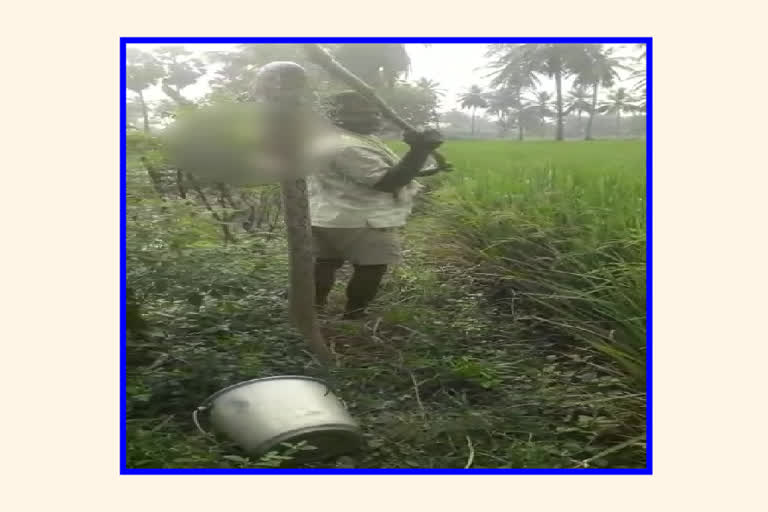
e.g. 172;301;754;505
332;103;382;135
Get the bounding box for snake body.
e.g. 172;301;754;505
256;62;334;366
280;175;332;365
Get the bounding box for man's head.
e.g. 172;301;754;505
325;91;382;135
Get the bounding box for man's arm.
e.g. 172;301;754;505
372;129;444;193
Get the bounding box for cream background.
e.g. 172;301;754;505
2;0;767;510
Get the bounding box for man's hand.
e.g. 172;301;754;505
374;129;446;193
403;128;444;151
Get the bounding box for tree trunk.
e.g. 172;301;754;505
585;82;599;140
187;174;237;245
471;107;476;136
616;111;622;138
516;89;524;141
138;90;150;134
176;169;187;199
554;69;564;141
126;286;148;337
140;156;163;195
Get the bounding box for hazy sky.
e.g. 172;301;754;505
129;43;642;113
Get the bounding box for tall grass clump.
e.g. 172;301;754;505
427;140;646;391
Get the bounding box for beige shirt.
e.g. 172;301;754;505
308;130;429;228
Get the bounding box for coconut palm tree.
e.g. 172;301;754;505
485;44;541;140
531;91;555;133
486;43;587;140
597;87;639;137
629;44;647;110
485;44;540;91
415;78;444;97
415;78;445;127
526;44;570;140
484;88;518;136
565;85;592;134
573;44;627;140
458;85;488;136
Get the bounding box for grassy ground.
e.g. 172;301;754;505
125;139;647;469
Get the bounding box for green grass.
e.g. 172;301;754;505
420;140;646;386
125;138;647;469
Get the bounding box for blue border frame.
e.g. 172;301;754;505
120;36;653;475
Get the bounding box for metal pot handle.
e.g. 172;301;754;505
192;405;214;438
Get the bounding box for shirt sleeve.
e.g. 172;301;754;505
332;146;394;187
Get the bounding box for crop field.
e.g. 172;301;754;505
126;138;648;469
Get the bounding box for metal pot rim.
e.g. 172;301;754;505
251;423;363;457
198;375;328;409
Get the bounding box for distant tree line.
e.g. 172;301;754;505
455;43;646;140
126;43;646;140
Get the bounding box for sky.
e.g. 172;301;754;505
129;43;643;114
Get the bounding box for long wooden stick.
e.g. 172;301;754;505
302;44;449;168
258;62;333;366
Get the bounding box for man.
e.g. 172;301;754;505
308;90;446;319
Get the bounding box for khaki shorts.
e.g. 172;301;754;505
312;226;403;265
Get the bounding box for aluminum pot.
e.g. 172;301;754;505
193;376;362;461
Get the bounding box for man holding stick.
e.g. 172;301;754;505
310;90;448;320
